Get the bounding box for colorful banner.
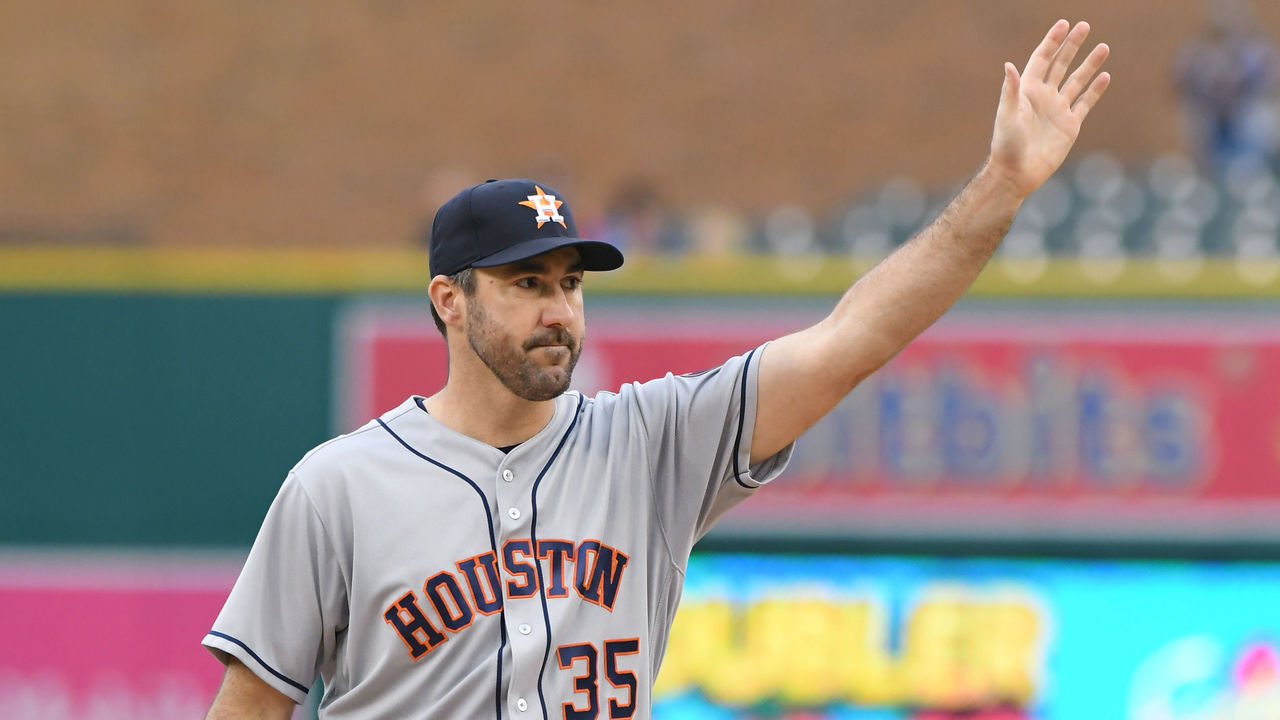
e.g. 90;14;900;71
4;550;1276;719
337;302;1280;540
654;553;1280;720
0;553;247;719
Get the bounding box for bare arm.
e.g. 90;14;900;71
751;19;1111;463
206;657;297;720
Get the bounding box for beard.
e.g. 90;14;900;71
465;297;582;402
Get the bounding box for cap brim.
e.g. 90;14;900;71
470;236;624;272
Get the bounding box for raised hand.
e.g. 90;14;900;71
988;20;1111;198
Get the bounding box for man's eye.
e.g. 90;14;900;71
564;277;583;290
516;278;538;289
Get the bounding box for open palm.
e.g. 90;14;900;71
989;20;1111;198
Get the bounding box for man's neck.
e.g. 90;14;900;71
424;375;558;449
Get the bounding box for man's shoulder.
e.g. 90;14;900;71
575;380;665;433
578;383;639;414
580;352;748;407
289;397;423;480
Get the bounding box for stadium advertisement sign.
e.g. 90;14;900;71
338;303;1280;540
653;553;1280;720
5;552;1275;720
0;554;241;719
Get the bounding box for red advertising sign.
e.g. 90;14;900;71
0;553;244;719
336;303;1280;540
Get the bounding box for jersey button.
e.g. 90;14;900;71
508;508;521;520
518;623;531;635
502;469;514;482
517;698;528;712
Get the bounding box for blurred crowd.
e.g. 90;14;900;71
456;151;1280;275
1176;0;1280;175
412;2;1280;281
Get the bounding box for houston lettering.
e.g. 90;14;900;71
383;538;630;660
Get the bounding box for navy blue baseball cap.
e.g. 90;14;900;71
429;178;625;278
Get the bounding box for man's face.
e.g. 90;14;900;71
463;247;586;401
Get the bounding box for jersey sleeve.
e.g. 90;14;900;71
202;472;349;704
631;343;794;563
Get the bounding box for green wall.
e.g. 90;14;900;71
0;294;338;547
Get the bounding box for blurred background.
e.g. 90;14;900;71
3;0;1280;718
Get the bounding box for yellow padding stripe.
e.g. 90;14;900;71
0;246;1276;297
0;247;430;293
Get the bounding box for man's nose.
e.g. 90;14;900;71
541;287;575;327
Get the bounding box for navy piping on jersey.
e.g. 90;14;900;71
377;416;507;720
530;393;586;720
730;346;758;489
206;630;310;695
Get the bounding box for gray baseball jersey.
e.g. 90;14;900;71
203;344;792;718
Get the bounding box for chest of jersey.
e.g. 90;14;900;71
329;397;662;719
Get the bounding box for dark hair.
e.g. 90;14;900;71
431;268;476;337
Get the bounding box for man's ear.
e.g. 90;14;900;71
428;275;465;330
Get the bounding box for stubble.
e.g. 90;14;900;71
465;297;582;401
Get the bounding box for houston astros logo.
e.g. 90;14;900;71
517;186;567;229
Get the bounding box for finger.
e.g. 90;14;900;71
1046;21;1091;86
1062;43;1110;105
1023;19;1071;81
1071;71;1112;120
1000;61;1021;111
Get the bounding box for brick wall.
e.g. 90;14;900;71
1;0;1273;247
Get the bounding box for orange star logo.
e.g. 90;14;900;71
518;186;567;229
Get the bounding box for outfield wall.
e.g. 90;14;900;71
1;294;336;547
5;289;1280;549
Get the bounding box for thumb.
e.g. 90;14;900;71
999;61;1020;110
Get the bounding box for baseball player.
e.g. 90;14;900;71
203;20;1109;719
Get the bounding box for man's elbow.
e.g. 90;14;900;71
206;657;298;720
